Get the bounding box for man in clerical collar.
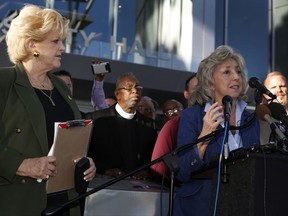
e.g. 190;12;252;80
86;73;157;180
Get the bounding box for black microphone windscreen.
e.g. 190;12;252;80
222;95;233;104
248;77;258;88
222;95;233;119
267;102;286;121
255;104;271;121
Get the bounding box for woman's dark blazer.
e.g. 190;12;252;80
0;63;81;216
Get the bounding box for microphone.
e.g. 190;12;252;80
255;104;287;142
222;95;232;160
267;102;288;128
222;95;233;120
249;77;276;100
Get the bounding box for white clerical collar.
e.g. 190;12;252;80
115;103;136;119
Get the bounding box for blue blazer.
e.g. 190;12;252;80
174;104;260;216
0;63;81;216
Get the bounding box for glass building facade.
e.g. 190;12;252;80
6;1;288;80
1;0;288;108
0;0;215;73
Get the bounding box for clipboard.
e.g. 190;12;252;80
46;119;93;193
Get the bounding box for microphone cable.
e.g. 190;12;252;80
212;120;229;216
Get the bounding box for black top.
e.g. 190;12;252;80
34;88;74;148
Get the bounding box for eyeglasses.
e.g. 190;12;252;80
117;85;143;92
164;107;183;117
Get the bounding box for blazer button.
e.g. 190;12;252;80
191;159;197;166
21;179;26;184
16;128;21;133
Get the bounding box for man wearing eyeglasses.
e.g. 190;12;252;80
136;96;157;121
151;75;197;178
86;73;158;180
135;96;160;131
162;99;184;123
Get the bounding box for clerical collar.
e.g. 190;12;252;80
115;103;136;119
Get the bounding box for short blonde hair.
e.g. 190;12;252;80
189;45;248;106
6;4;69;64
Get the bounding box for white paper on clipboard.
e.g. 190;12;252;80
47;122;60;157
46;119;93;193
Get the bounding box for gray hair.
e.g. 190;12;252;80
189;45;248;106
115;72;140;90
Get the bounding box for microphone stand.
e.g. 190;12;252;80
42;115;257;216
162;152;180;216
222;118;230;183
42;129;223;216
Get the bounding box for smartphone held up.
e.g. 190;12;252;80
91;62;111;75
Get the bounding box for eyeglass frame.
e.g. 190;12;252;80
164;106;183;117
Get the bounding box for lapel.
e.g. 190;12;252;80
14;64;49;154
13;64;82;155
239;110;251;147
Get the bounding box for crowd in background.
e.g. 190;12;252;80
1;4;288;216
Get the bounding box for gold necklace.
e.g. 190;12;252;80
38;89;56;106
27;73;56;106
27;74;51;90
